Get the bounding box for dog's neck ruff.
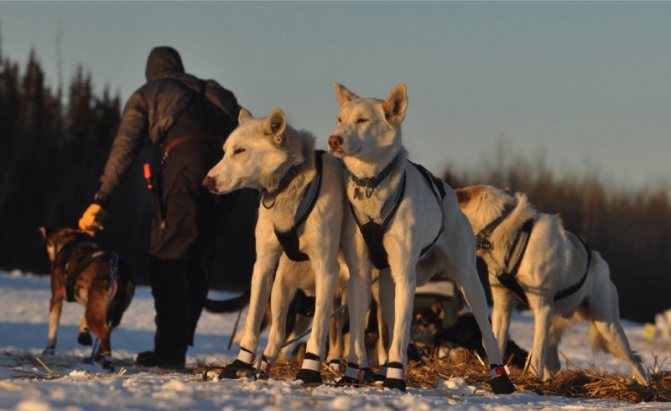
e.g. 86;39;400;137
273;150;325;262
475;199;519;251
349;152;403;199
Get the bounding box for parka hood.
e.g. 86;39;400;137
145;46;184;81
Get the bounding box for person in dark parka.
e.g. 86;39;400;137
79;46;240;368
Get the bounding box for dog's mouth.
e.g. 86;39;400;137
328;146;360;157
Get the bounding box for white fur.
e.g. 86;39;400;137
329;83;505;376
206;108;348;368
456;184;648;385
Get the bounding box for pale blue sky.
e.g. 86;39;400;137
1;2;670;188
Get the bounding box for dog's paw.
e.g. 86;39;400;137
382;377;406;392
100;357;114;371
382;362;406;391
335;374;359;386
489;365;515;394
78;331;93;346
255;369;270;380
42;347;55;356
360;367;385;384
255;357;271;380
220;359;255;379
295;368;323;386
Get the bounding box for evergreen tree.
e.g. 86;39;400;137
19;49;45;140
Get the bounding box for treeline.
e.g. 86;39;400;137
443;145;671;322
0;49;256;289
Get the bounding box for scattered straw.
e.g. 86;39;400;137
198;350;671;403
34;357;53;375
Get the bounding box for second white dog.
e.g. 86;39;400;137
328;83;514;393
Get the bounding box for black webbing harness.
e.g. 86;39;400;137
349;159;446;270
477;207;592;304
271;151;324;262
53;236;118;302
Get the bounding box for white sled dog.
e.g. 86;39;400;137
204;108;347;384
328;83;514;393
455;184;649;385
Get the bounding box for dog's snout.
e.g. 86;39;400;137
202;175;216;191
328;134;343;151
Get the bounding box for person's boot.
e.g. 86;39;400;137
136;347;186;369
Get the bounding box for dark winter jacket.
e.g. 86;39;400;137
96;47;239;201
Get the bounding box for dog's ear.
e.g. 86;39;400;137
37;226;48;240
264;107;286;144
332;82;359;107
238;107;253;124
455;188;470;204
383;83;408;126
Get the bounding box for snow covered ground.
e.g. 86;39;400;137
1;270;669;410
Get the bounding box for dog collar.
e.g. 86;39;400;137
349;152;402;199
261;164;304;209
476;199;518;251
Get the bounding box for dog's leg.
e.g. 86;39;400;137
325;295;344;373
376;269;395;378
546;316;568;373
490;284;516;358
339;235;373;385
458;265;515;393
527;293;552;381
382;257;417;392
44;296;64;355
587;270;649;385
96;326;113;370
77;315;93;346
223;244;282;379
260;257;298;377
86;306;113;370
589;318;649;385
295;254;338;385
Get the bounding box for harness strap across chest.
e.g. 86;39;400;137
349;161;446;270
273;151;324;262
486;218;593;304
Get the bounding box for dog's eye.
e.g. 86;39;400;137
337;117;342;124
356;118;369;125
233;147;246;155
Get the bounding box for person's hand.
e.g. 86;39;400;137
78;204;106;236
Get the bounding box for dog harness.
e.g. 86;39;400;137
270;150;324;262
349;159;446;270
477;210;592;304
53;235;118;302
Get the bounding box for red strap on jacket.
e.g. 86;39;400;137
162;133;210;159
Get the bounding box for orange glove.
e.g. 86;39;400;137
78;204;106;236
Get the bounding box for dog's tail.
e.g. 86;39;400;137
204;289;250;313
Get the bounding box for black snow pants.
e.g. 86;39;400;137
147;139;236;355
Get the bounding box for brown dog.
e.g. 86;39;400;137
39;227;134;369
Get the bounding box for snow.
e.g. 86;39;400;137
1;270;669;410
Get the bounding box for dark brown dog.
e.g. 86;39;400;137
39;227;134;369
